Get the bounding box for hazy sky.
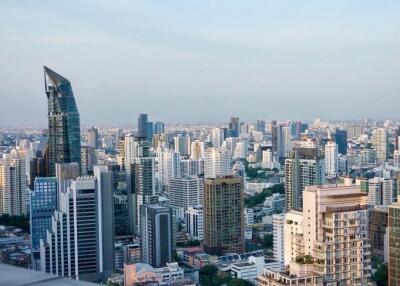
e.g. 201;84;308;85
1;1;400;126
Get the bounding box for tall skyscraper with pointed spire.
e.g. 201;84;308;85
44;66;81;176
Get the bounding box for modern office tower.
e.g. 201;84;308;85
284;140;325;211
228;117;239;137
87;127;99;149
153;121;165;135
369;207;388;262
30;135;49;190
335;129;348;155
302;184;370;285
80;146;96;175
190;140;205;160
360;147;377;165
30;177;57;269
256;120;266;133
388;197;400;286
0;150;28;216
140;204;173;268
324;140;338;177
134;157;156;231
272;213;285;266
281;126;292;157
146;122;153;141
203;176;244;255
185;205;203;241
366;177;393;206
169;176;203;209
244;208;254;240
372;128;389;163
93;166;115;280
204;147;231;179
271;124;284;158
44;66;81;177
40;169;114;282
283;210;303;266
156;148;181;190
137;113;148;139
116;136;126;170
346;124;363;138
174;134;191;157
108;164;130;237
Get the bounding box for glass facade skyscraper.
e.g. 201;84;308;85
44;66;81;176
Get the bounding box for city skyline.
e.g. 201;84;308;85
1;1;400;126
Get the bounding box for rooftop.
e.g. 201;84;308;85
0;263;97;286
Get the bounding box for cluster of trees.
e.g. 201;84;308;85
0;214;29;231
373;263;388;286
245;183;284;208
200;265;254;286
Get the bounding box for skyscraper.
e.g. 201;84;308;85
0;149;28;216
169;176;203;209
228;117;239;137
30;177;57;269
285;140;325;211
44;66;81;176
87;127;99;149
203;176;244;255
174;134;191;157
372;128;389;163
335;129;348;155
137;113;148;139
388;197;400;286
140;204;173;268
324;140;338;177
153;121;165;135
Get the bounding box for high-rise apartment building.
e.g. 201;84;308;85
302;184;371;285
372;128;389;163
169;176;203;209
44;66;81;176
174;134;191;157
369;207;388;262
156;148;181;190
324;140;338;177
80;146;96;175
203;176;244;255
273;213;285;266
388;197;400;286
87;127;99;149
140;204;173;268
346;124;363;138
285;140;325;211
204;147;231;179
185;205;203;241
0;150;28;216
190;140;205;160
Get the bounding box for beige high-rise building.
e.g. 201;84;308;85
302;183;371;285
190;140;205;160
388;197;400;286
0;149;28;216
203;176;244;255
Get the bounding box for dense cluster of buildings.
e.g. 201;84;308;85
1;68;400;286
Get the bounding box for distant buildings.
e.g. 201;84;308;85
87;127;99;149
203;176;244;255
44;66;81;176
372;128;389;163
137;113;148;139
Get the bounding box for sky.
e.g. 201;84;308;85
1;1;400;126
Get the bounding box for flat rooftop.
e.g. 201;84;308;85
0;263;97;286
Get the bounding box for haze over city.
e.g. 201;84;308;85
1;1;400;126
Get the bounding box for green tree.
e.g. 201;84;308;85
263;234;273;248
373;263;388;286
